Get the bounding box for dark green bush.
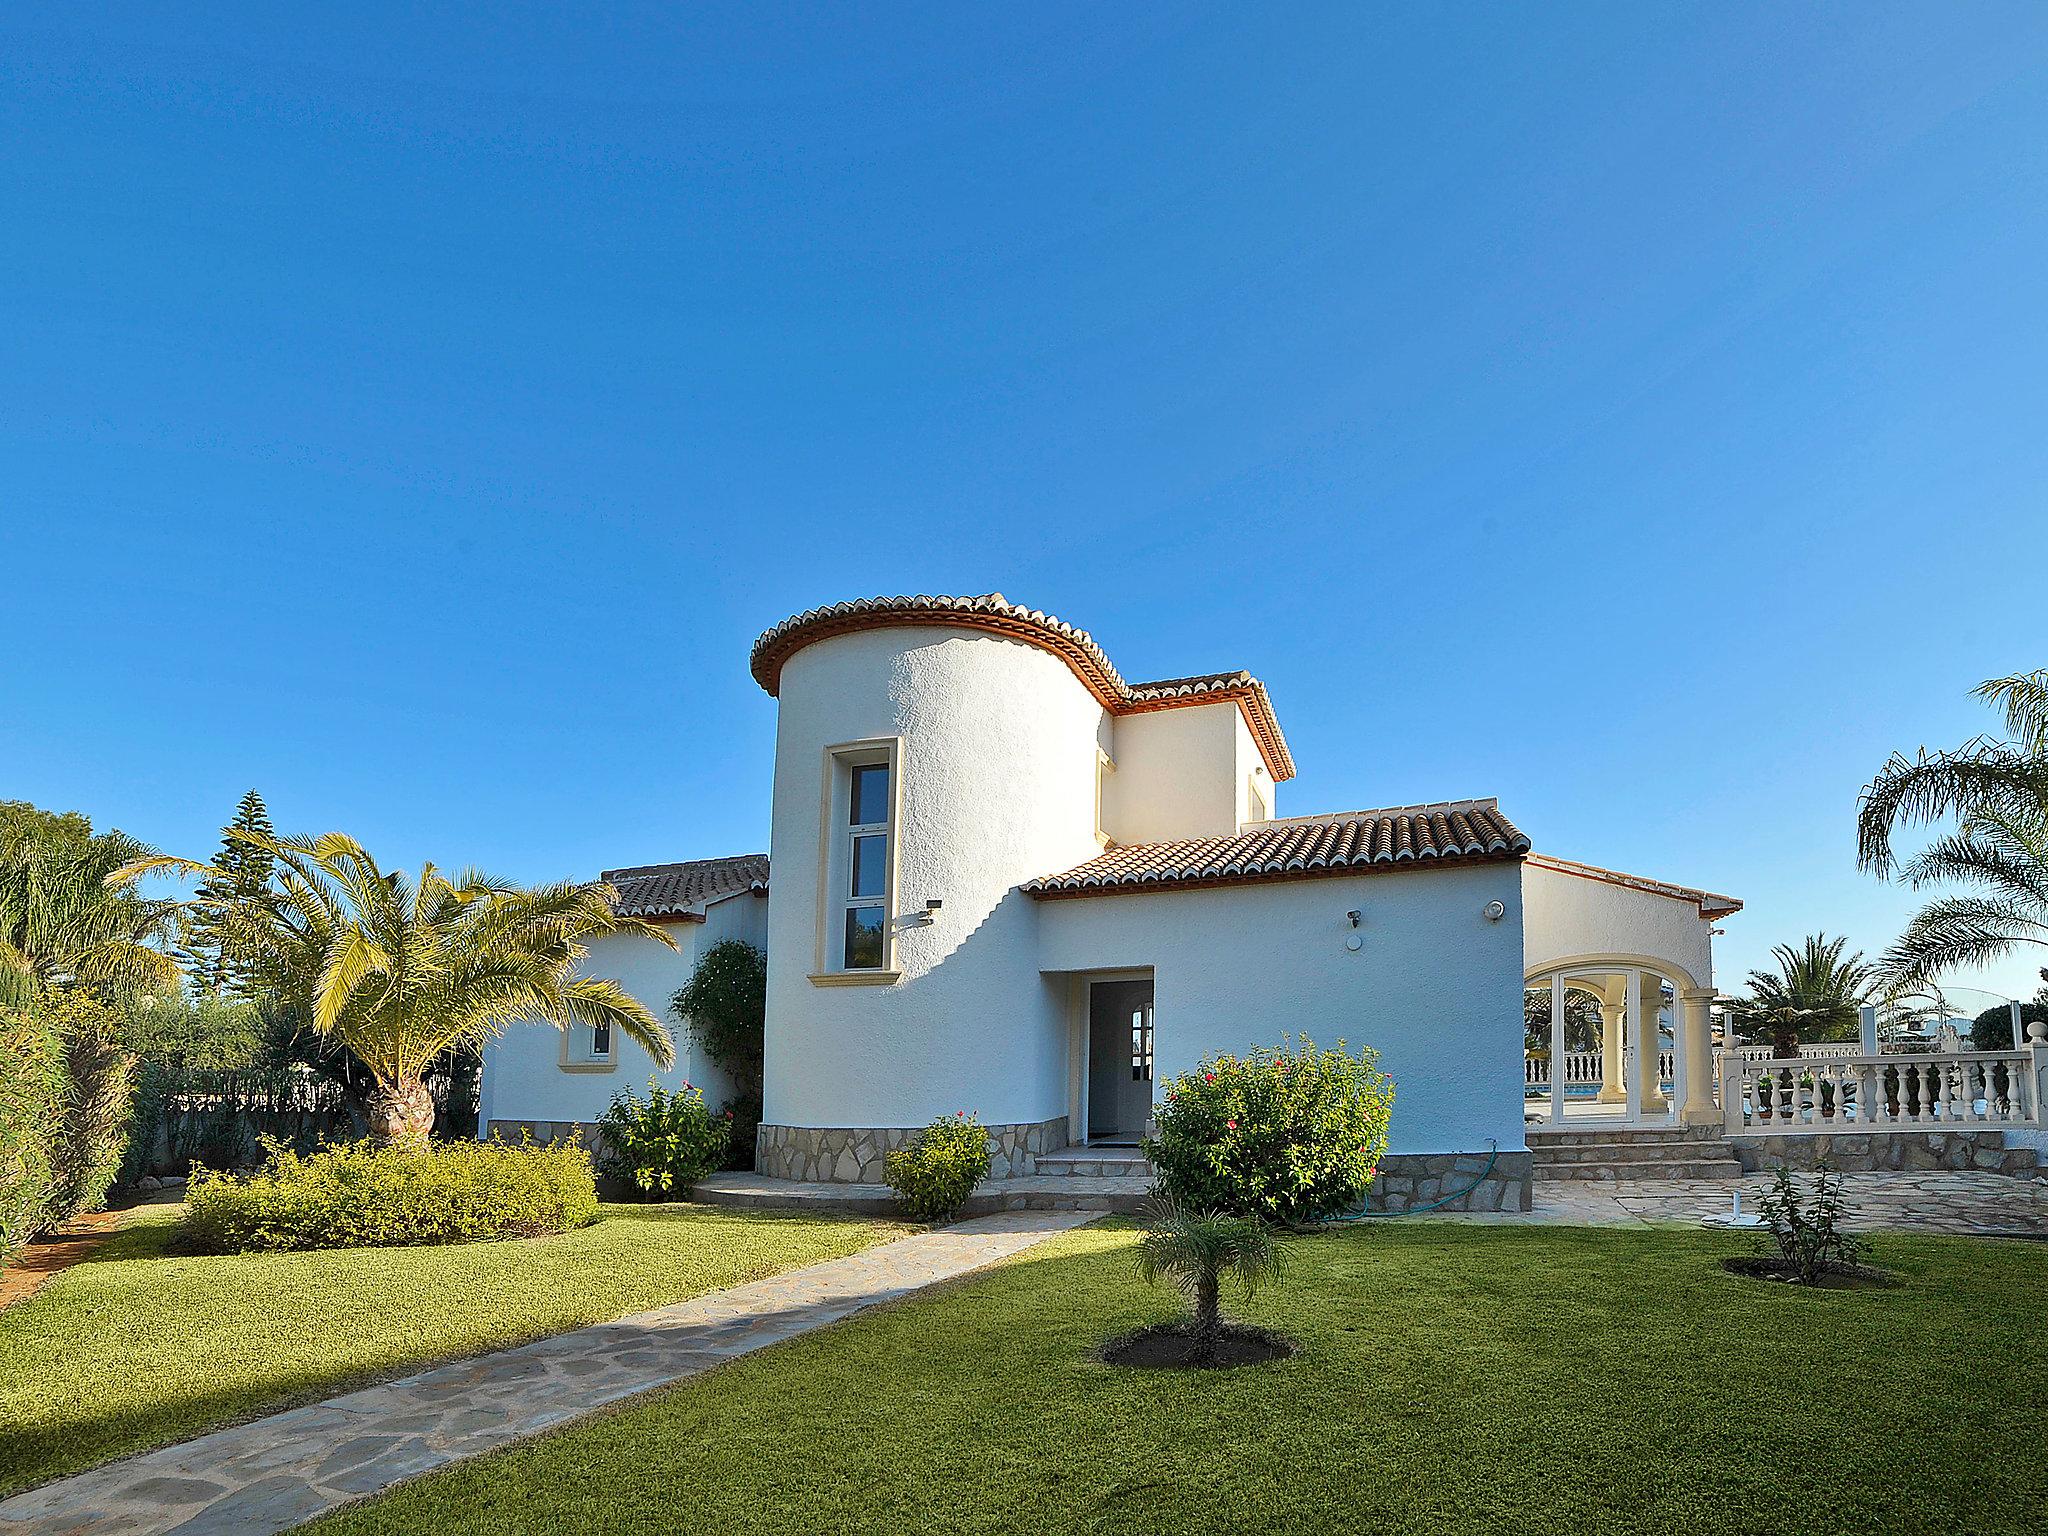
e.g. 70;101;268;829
1972;1001;2048;1051
1145;1036;1395;1226
48;992;135;1223
593;1080;731;1198
883;1113;991;1221
183;1136;599;1253
1;1007;62;1267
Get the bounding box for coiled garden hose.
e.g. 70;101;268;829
1328;1138;1501;1221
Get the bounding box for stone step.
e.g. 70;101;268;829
1534;1158;1744;1182
1526;1125;1729;1149
687;1171;1150;1217
1035;1146;1151;1178
1531;1140;1738;1165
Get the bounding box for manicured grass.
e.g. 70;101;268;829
308;1222;2048;1536
0;1202;904;1497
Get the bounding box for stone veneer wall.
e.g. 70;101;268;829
1365;1150;1533;1213
758;1117;1069;1183
1733;1130;2041;1176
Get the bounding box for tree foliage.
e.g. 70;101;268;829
1133;1196;1284;1364
1730;935;1876;1058
124;831;678;1145
186;790;276;994
1858;669;2048;986
0;801;181;1011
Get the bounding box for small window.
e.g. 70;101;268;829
834;751;893;970
591;1022;613;1058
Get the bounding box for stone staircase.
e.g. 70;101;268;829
1034;1145;1150;1179
1527;1124;1743;1182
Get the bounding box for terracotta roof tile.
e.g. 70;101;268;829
1024;799;1530;898
749;594;1295;781
600;854;769;920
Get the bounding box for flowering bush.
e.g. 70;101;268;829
1145;1037;1394;1226
883;1112;991;1221
594;1080;732;1198
183;1135;598;1253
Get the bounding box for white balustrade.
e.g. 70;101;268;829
1525;1050;1674;1090
1721;1050;2039;1131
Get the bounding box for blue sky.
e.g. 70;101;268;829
4;5;2047;1003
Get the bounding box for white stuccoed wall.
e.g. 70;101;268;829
478;890;768;1131
1521;863;1715;989
1104;702;1260;843
763;626;1108;1129
1036;861;1529;1155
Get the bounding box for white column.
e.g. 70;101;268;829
1678;988;1718;1125
1633;970;1667;1114
1549;973;1566;1122
1596;997;1627;1104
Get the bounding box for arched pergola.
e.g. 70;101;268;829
1525;953;1717;1126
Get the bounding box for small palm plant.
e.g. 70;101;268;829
1133;1197;1283;1365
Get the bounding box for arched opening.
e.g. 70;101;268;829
1524;955;1710;1127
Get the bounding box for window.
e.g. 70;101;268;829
1131;1003;1154;1082
591;1022;612;1058
1246;774;1269;825
836;752;892;970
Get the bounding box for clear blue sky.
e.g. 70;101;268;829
5;5;2047;1003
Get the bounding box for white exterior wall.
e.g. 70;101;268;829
1521;863;1715;990
762;627;1106;1128
1103;702;1248;843
1036;862;1529;1155
478;889;769;1130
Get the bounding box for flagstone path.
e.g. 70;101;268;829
0;1208;1097;1536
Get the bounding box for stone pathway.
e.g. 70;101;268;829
1506;1169;2048;1236
0;1209;1097;1536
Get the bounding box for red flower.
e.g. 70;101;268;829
1225;1118;1237;1131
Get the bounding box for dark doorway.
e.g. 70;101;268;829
1088;979;1155;1144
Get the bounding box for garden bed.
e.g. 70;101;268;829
1099;1320;1294;1369
1720;1255;1897;1289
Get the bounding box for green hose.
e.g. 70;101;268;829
1331;1138;1501;1221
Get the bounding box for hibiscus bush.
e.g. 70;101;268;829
594;1080;733;1199
1145;1037;1394;1226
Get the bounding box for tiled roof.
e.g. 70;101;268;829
749;593;1296;781
1025;799;1530;898
1523;854;1742;919
599;854;769;920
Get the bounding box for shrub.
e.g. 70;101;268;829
883;1112;991;1221
1146;1036;1395;1227
1133;1196;1284;1365
47;992;136;1223
1972;1001;2048;1051
1756;1161;1865;1284
182;1136;599;1253
671;940;766;1170
1;1007;62;1267
593;1080;731;1198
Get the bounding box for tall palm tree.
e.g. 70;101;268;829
124;832;677;1145
1133;1197;1283;1365
1857;669;2048;986
0;803;182;1010
1734;935;1876;1058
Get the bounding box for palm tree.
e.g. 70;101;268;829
1858;669;2048;986
124;832;677;1145
0;802;182;1010
1133;1197;1283;1365
1733;935;1876;1058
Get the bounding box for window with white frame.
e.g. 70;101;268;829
829;746;894;971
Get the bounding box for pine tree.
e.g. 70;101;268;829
189;790;276;994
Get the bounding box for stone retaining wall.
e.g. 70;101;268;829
757;1116;1070;1183
1732;1130;2040;1175
1366;1150;1534;1213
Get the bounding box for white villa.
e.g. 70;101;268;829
481;593;2046;1209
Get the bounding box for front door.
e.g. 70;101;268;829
1087;980;1155;1143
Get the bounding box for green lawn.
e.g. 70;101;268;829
0;1201;904;1497
306;1222;2048;1536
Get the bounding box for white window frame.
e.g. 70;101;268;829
810;737;903;986
559;1017;618;1074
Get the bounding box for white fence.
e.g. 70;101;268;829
1523;1043;1874;1092
1721;1051;2039;1131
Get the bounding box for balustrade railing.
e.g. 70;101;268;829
1722;1050;2039;1131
